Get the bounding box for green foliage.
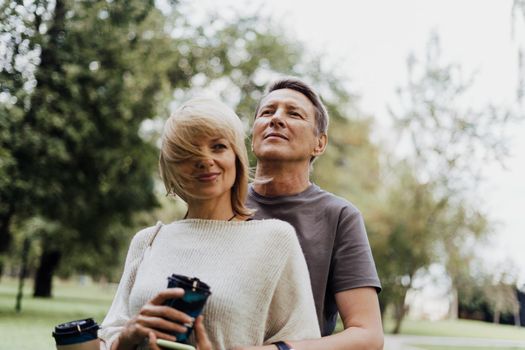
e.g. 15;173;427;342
0;0;180;293
1;0;379;295
366;161;443;328
312;85;380;202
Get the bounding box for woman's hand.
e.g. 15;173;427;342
194;316;212;350
114;288;194;350
144;316;211;350
146;316;243;350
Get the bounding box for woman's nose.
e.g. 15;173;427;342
196;156;214;169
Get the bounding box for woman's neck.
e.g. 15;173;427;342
185;196;235;221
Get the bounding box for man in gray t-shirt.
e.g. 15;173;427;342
243;77;383;350
247;184;381;336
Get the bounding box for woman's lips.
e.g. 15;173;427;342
196;173;220;181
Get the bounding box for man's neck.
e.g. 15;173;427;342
253;160;311;197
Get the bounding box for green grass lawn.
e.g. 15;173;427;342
2;277;525;350
0;277;116;350
386;318;525;340
413;346;523;350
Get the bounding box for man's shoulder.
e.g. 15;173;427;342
247;183;362;215
309;185;361;215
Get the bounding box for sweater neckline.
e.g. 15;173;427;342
170;218;262;226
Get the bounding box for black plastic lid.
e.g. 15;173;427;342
167;274;211;294
53;318;99;337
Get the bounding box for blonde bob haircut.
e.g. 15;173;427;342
159;97;253;219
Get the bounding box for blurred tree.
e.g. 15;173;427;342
0;0;46;272
513;0;525;104
311;75;380;203
1;0;374;300
0;0;173;296
486;279;520;325
366;162;443;333
458;268;521;326
372;33;521;332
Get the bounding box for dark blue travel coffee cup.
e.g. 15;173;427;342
52;318;100;350
163;274;211;344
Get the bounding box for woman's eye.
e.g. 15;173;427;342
212;143;227;150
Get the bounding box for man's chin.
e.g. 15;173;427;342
254;151;303;163
254;150;287;161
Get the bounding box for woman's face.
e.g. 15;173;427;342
177;135;237;204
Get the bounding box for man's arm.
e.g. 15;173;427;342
237;287;383;350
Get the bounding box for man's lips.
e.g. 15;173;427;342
195;172;220;181
264;132;288;140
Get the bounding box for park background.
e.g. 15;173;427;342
1;0;525;349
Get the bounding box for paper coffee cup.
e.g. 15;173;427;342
52;318;100;350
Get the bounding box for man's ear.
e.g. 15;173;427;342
312;133;327;157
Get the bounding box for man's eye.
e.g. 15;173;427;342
259;110;272;116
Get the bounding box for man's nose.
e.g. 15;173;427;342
269;109;285;128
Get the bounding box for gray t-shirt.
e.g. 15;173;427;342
247;184;381;336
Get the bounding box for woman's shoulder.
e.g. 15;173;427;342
249;218;294;231
129;221;164;248
247;218;297;242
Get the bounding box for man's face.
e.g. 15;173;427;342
252;88;323;162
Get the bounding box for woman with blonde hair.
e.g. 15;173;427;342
99;97;320;350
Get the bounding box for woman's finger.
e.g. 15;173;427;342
149;288;185;305
148;331;163;350
194;316;213;350
136;313;188;334
140;303;194;325
118;321;176;348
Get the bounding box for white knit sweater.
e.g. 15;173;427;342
99;219;320;350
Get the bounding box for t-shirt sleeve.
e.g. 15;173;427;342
330;207;381;293
264;225;321;343
98;227;155;350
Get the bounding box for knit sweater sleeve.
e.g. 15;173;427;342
98;225;158;350
264;223;321;343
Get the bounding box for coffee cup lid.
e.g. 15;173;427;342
167;274;211;294
52;318;99;344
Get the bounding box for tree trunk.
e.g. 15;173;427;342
15;237;31;312
493;310;501;324
33;247;61;297
0;204;15;253
515;308;521;327
30;1;67;299
449;287;459;319
392;289;409;334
